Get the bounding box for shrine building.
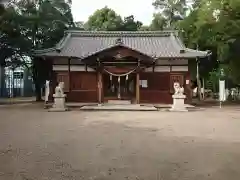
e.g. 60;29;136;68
34;31;210;104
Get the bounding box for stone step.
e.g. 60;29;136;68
80;104;158;111
107;100;131;105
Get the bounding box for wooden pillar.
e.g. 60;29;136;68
68;58;71;92
136;72;140;104
98;71;102;104
152;60;156;72
136;59;141;104
97;58;102;104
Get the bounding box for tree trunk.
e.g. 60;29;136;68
196;57;203;101
202;78;205;99
34;80;42;101
197;78;203;101
32;58;42;101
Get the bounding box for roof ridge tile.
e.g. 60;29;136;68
65;30;176;37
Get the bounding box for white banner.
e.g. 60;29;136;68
219;80;226;102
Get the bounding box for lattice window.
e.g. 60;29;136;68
170;73;184;93
56;72;69;92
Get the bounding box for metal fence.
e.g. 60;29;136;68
0;66;35;98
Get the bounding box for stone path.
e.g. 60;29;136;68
1;106;240;179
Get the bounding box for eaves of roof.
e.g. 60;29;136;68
33;30;211;59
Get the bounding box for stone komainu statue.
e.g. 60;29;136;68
173;82;184;95
55;82;65;97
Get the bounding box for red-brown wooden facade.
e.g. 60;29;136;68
47;47;192;104
35;31;209;104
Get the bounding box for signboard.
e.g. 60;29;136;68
140;80;148;88
219;80;226;102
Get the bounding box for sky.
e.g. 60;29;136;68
71;0;156;25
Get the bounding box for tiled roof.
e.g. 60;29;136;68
34;31;210;59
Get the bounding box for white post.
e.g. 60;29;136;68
202;78;205;99
219;80;225;108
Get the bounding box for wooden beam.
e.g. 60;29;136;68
97;58;102;104
152;60;156;72
102;61;137;64
98;71;103;104
136;59;140;104
68;58;71;91
136;73;140;104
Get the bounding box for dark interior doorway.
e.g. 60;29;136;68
103;73;136;100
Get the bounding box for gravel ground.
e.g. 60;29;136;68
1;105;240;180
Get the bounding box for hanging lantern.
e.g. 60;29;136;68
126;75;128;81
118;76;120;83
110;75;112;81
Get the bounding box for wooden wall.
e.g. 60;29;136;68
52;70;191;104
140;72;171;104
51;56;193;104
141;58;192;104
139;71;191;104
54;71;98;102
68;72;98;102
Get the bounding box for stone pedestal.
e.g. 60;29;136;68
49;94;68;112
170;94;188;112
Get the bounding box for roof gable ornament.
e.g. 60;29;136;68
114;52;122;59
115;37;123;45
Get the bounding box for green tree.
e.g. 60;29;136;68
0;0;74;100
179;0;240;90
139;25;151;31
18;0;74;101
177;1;216;99
0;3;4;15
121;15;143;31
86;6;123;31
0;4;29;66
153;0;187;28
86;7;144;31
74;21;85;30
149;13;167;30
196;0;240;84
